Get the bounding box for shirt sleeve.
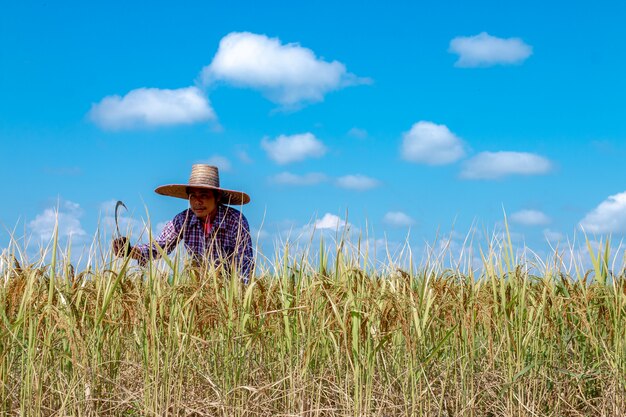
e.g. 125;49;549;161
135;218;182;266
235;215;255;283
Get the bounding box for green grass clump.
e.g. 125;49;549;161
1;230;625;416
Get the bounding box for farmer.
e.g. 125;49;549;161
112;164;254;281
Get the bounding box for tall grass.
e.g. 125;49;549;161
1;226;625;416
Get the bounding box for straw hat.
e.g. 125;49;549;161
155;164;250;205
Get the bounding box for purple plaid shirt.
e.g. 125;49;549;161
136;205;254;280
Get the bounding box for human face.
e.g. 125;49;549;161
187;188;217;220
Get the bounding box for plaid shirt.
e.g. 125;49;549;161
136;205;254;280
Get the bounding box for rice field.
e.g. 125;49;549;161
1;228;625;416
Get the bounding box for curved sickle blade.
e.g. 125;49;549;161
115;200;127;237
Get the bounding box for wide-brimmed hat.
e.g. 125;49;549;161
155;164;250;205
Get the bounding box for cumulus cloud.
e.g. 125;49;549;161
251;227;271;242
348;127;368;139
314;213;350;230
336;175;381;190
155;221;169;234
449;32;532;67
383;211;416;227
511;209;551;226
204;155;232;172
261;132;327;164
202;32;370;106
401;121;465;165
28;201;87;241
236;148;253;164
579;191;626;234
0;249;8;273
461;151;552;179
543;229;564;242
89;87;215;130
270;172;328;185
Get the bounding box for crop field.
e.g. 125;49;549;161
1;230;626;416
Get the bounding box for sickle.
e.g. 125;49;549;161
114;200;127;237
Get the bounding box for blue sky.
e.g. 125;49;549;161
1;0;625;267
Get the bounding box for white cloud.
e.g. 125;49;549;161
315;213;350;230
261;132;327;164
28;201;87;241
336;175;381;190
251;227;271;242
383;211;416;227
89;86;215;130
202;32;370;106
348;127;368;139
543;229;564;242
236;148;253;164
204;155;232;172
579;191;626;234
0;249;8;274
401;121;465;165
271;172;328;185
461;151;552;179
449;32;532;67
286;213;352;242
511;209;551;226
155;221;169;234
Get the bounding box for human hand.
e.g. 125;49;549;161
112;237;131;257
